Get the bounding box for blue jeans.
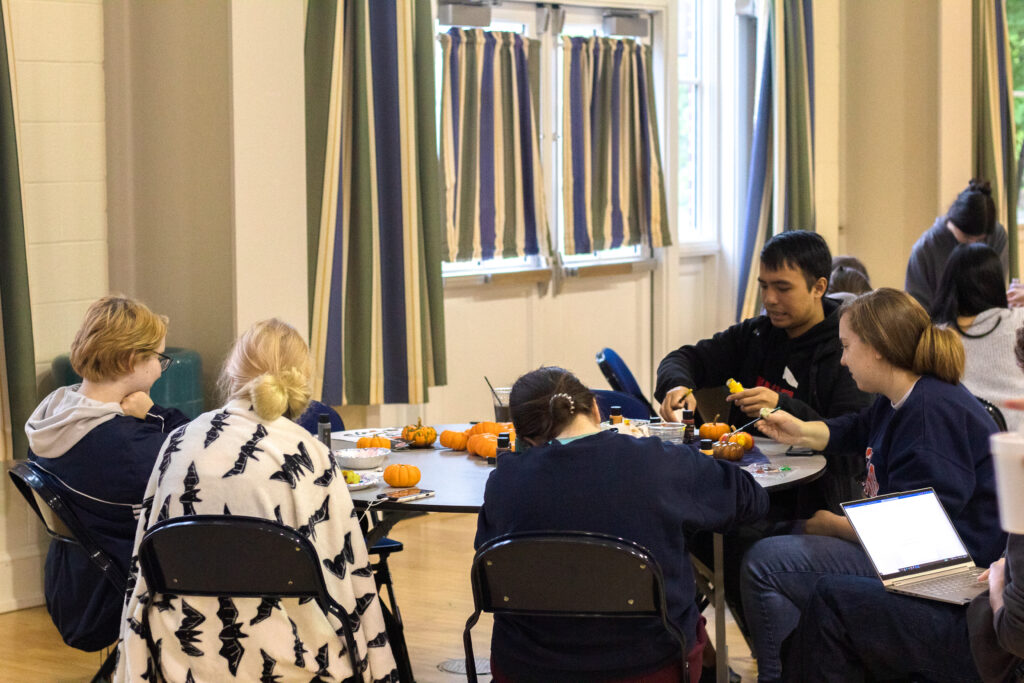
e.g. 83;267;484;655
739;534;876;682
786;575;980;682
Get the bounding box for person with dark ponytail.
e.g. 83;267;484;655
475;367;769;682
738;289;1005;682
931;243;1024;430
906;179;1007;311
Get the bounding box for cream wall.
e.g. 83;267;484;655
2;0;108;611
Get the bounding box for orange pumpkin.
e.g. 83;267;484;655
401;418;437;448
467;433;499;459
383;464;421;487
698;414;732;442
728;431;754;451
466;421;499;436
439;429;469;451
356;435;391;449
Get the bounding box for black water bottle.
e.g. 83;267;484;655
317;414;332;450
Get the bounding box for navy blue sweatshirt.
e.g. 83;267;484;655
825;375;1005;566
27;399;188;650
475;430;769;680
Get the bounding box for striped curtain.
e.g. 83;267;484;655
737;0;815;321
562;36;671;255
974;0;1019;277
305;0;446;406
438;29;548;262
0;0;34;460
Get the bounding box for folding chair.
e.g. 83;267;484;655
8;461;123;681
977;396;1008;432
138;515;360;680
463;531;688;682
592;388;655;421
595;348;658;418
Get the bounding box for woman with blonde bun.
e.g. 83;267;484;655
115;319;397;682
738;289;1005;682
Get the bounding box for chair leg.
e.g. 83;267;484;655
90;646;117;683
463;610;481;683
373;553;403;626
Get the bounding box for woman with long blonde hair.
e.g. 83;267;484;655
738;288;1004;683
115;319;396;682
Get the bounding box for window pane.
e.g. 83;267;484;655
678;0;697;81
677;82;697;236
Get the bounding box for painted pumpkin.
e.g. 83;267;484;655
401;418;437;448
439;430;469;451
467;433;499;459
712;441;745;461
357;435;391;449
383;463;421;487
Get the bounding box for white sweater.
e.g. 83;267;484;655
960;307;1024;432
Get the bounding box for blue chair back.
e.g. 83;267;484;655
595;348;657;417
592;389;652;421
298;400;346;434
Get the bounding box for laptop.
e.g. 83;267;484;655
842;488;987;605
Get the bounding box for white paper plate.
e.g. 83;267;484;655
347;474;381;491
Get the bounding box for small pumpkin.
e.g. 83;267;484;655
357;435;391;449
467;433;499;459
401;418;437;448
712;440;745;461
698;414;732;443
439;429;469;451
466;421;500;436
383;463;421;487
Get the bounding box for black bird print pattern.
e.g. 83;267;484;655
216;597;247;675
151;593;177;613
259;649;281;683
297;497;330;541
373;671;401;683
139;639;161;681
289;617;307;667
140;495;154;531
355;593;376;616
175;600;206;657
223;423;267;478
249;597;281;626
322;531;355;579
269;441;314;488
125;555;140;605
157;495;171;522
179;462;202;515
312;643;330;681
352;562;374;578
313;450;337;487
204;411;230;447
184;670;195;683
366;631;389;648
158;426;187;485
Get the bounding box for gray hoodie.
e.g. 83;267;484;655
25;385;124;459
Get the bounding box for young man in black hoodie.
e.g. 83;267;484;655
656;230;870;428
655;231;873;661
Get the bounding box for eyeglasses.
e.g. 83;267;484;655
155;352;173;372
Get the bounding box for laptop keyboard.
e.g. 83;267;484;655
910;567;985;597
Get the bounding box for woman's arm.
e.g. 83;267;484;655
757;410;830;451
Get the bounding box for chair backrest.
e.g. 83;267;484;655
298;399;346;435
595;348;657;417
592;389;653;421
976;396;1008;432
138;515;359;674
8;461;126;588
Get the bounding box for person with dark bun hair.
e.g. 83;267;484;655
739;289;1005;682
475;366;769;682
906;179;1007;311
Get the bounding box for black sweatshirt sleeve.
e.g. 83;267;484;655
654;321;754;403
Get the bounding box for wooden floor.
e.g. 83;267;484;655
0;513;756;681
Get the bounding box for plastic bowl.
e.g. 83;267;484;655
648;422;686;444
335;447;389;469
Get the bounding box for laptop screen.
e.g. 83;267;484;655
843;488;972;581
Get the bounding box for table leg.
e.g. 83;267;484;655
714;532;728;683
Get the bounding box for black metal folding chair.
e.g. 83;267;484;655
138;515;360;681
8;461;123;681
977;396;1008;432
463;531;688;682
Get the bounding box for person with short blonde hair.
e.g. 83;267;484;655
25;295;189;652
739;289;1004;682
115;319;397;682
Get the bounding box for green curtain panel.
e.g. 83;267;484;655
737;0;815;321
974;0;1019;277
561;36;671;255
0;2;35;460
306;0;446;406
438;28;549;262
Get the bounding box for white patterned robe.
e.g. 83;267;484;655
114;399;397;682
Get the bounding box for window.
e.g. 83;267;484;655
437;1;710;277
1007;1;1024;223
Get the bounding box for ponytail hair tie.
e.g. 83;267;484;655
550;392;575;414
